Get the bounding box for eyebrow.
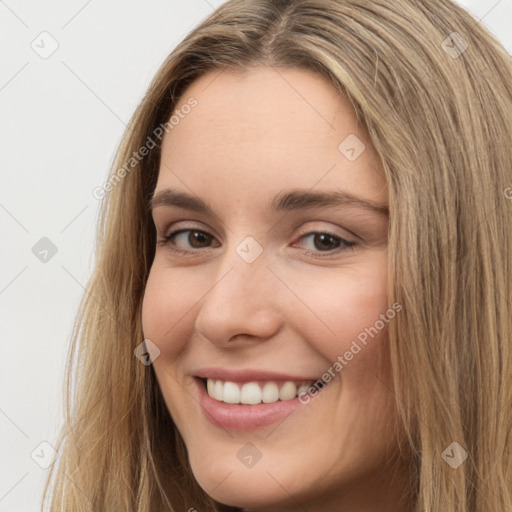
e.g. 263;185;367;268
149;188;388;216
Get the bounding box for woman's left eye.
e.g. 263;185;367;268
157;229;356;257
296;231;356;256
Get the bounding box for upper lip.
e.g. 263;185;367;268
194;367;321;383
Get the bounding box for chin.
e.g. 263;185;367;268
190;459;300;509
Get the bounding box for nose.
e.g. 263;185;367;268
194;240;283;347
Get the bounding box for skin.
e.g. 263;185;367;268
141;66;411;511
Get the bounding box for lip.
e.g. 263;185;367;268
194;367;321;383
195;377;306;430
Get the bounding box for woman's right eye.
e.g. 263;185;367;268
157;229;219;254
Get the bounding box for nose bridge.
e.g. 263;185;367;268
216;233;272;298
194;235;282;343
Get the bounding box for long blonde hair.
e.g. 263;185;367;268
42;1;512;510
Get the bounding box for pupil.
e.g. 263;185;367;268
315;233;338;251
190;231;210;248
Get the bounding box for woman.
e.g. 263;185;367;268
43;0;512;510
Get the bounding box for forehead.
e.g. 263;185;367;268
157;66;387;207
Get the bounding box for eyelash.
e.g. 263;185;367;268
157;228;357;258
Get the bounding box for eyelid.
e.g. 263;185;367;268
294;222;354;241
159;219;353;241
157;224;357;258
159;220;218;239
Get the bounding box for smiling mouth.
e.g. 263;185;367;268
200;377;326;405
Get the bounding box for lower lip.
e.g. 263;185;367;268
196;378;306;430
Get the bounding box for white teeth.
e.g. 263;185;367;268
223;381;240;403
207;378;215;396
279;381;297;401
240;382;262;404
262;382;279;403
204;378;316;404
213;380;223;401
297;384;309;396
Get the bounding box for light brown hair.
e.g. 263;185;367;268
43;0;512;510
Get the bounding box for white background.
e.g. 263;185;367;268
1;1;510;510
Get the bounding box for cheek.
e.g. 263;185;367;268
140;264;199;427
285;253;389;366
141;263;196;358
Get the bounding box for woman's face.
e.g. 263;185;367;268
142;66;406;511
